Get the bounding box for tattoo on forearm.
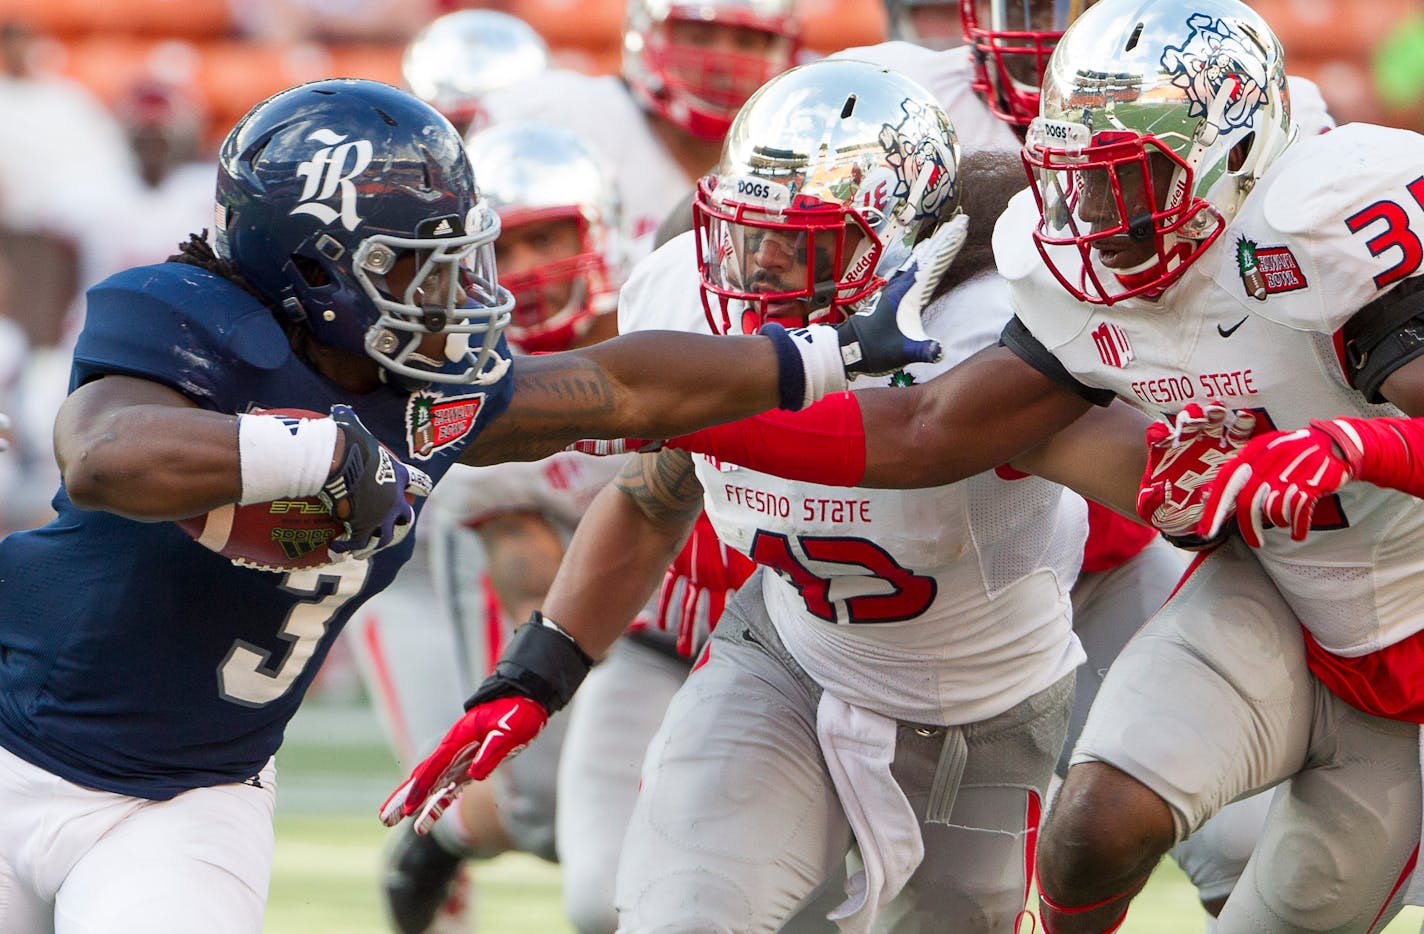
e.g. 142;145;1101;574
615;449;703;527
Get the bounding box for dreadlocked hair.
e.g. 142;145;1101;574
169;230;272;308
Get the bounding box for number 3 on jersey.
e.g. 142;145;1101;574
750;530;936;624
218;561;371;707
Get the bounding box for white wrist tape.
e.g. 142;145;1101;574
237;413;340;505
792;325;849;408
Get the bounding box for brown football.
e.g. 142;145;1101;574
177;409;344;572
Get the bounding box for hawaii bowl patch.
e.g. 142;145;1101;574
1236;237;1307;300
406;389;486;460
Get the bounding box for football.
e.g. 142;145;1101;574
177;408;344;571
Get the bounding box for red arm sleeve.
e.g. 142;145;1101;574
664;391;867;488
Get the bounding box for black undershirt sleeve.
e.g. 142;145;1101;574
998;315;1116;407
1340;276;1424;403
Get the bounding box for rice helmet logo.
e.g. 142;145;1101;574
1161;14;1268;132
877;98;956;222
291;129;374;231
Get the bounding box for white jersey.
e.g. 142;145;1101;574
479;71;693;248
621;234;1087;725
995;123;1424;658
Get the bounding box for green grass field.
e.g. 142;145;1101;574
267;695;1424;933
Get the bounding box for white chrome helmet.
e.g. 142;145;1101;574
694;58;961;334
466;121;628;354
1022;0;1294;304
402;11;550;129
623;0;800;141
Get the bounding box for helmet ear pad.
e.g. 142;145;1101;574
277;234;371;358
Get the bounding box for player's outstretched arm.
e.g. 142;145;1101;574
380;449;703;832
660;344;1096;492
1011;400;1154;520
464;228;957;468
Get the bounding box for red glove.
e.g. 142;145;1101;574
1136;402;1258;540
379;696;547;834
378;613;592;835
1196;415;1424;547
1197;426;1350;547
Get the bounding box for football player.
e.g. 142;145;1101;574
400;9;551;133
844;0;1347;921
539;0;1424;928
0;79;934;934
383;60;1090;932
478;0;801;248
362;119;630;933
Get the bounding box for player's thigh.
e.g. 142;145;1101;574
886;674;1074;933
557;636;690;931
56;760;277;934
616;606;848;934
1072;539;1315;840
1220;698;1420;933
1063;537;1186;774
0;845;53;934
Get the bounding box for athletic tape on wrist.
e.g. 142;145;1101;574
236;413;339;505
759;323;848;410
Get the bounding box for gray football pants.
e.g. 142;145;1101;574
615;581;1073;933
1072;537;1421;932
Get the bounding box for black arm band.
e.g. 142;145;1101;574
999;316;1116;407
464;612;594;714
1341;277;1424;403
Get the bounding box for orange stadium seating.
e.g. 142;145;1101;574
1244;0;1418;125
4;0;234;40
13;0;1413;145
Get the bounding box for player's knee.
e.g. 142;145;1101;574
1039;762;1175;901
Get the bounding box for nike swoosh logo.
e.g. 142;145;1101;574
1217;317;1249;338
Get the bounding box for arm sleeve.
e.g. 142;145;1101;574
999;316;1116;407
663;391;867;488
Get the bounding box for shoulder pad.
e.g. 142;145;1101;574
1260;125;1424;332
1264;125;1424;238
74;263;290;400
617;233;707;335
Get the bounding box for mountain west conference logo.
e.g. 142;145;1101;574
291;129;374;231
1161;14;1269;132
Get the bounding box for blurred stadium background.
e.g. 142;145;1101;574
1;0;1422;929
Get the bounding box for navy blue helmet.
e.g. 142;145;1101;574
215;79;513;385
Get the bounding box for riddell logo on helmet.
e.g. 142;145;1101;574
291;129;374;231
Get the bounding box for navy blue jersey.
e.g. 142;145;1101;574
0;263;513;799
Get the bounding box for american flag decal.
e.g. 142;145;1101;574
1091;322;1134;368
